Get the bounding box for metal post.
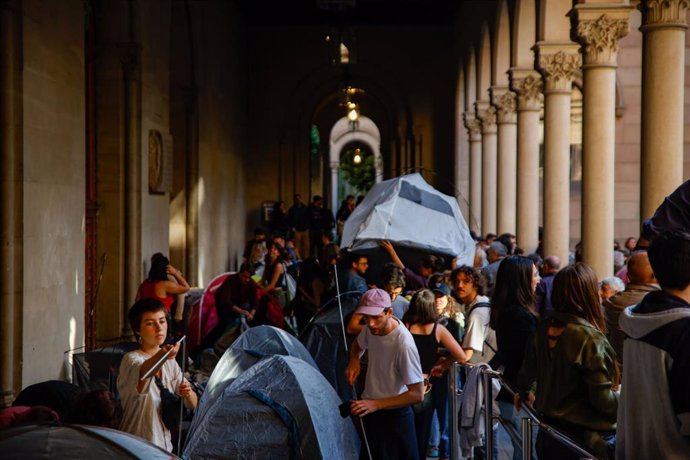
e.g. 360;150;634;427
522;416;533;460
482;370;494;459
449;362;460;460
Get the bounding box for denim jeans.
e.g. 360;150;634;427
497;400;537;460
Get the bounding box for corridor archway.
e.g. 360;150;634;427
328;116;383;212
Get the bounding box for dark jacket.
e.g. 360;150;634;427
494;303;537;401
518;311;618;432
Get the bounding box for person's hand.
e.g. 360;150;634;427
178;379;194;399
350;399;380;417
166;265;181;276
161;342;180;360
378;240;394;253
345;359;360;386
246;310;255;322
451;257;458;269
430;364;445;377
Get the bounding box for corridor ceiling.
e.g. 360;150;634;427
236;0;463;25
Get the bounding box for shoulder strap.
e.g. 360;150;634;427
467;301;491;317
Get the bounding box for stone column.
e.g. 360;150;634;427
464;113;483;234
576;8;631;278
0;0;22;406
537;44;581;264
330;162;339;213
510;69;543;255
122;45;142;336
639;0;689;219
476;102;498;235
491;87;518;235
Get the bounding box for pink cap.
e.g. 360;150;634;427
355;288;392;316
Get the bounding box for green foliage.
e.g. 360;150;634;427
310;125;320;159
340;149;376;194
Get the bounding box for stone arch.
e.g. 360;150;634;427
328;116;383;212
465;47;477;111
539;0;572;42
477;23;492;100
512;0;537;67
493;0;511;86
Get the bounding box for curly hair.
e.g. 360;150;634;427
451;265;488;297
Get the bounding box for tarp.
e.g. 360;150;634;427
340;173;475;266
183;355;359;460
0;424;180;459
187;272;231;351
194;325;318;425
72;342;138;398
300;292;362;402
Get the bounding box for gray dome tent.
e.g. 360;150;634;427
192;325;319;427
183;355;359;459
0;424;180;459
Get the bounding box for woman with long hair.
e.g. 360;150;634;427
117;298;197;452
402;289;469;460
490;255;540;460
136;254;190;315
518;263;619;460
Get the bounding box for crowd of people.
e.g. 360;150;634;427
4;182;690;460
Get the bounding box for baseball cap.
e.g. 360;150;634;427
431;282;451;297
355;288;392;316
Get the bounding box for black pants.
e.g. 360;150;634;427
360;406;419;460
412;389;434;460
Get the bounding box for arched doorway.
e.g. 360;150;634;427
328;116;382;212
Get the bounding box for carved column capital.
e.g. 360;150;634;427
475;101;497;135
509;69;543;111
639;0;690;29
536;43;581;93
491;87;517;124
576;9;631;66
463;112;482;141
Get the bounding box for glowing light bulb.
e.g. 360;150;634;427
353;153;362;164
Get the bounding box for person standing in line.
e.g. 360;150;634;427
345;288;425;460
288;194;310;259
617;230;690;459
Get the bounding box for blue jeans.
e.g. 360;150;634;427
498;400;537;460
429;374;450;457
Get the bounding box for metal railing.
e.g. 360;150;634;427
448;362;600;460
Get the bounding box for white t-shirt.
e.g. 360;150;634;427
461;295;497;364
117;350;184;452
357;318;424;400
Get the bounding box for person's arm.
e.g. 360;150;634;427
345;337;365;385
379;240;404;269
582;337;619;420
264;263;285;292
346;313;365;335
350;382;425;416
136;343;180;393
437;324;469;363
178;378;198;409
163;265;190;295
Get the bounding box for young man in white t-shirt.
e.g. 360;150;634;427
346;288;424;460
452;266;496;364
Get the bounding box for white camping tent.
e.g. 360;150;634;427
341;173;475;266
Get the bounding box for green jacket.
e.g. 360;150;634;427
518;311;619;432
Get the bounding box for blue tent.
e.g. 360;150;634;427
184;355;359;459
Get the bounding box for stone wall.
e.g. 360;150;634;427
22;0;85;385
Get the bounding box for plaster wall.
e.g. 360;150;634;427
21;0;85;385
193;1;248;284
140;1;172;273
